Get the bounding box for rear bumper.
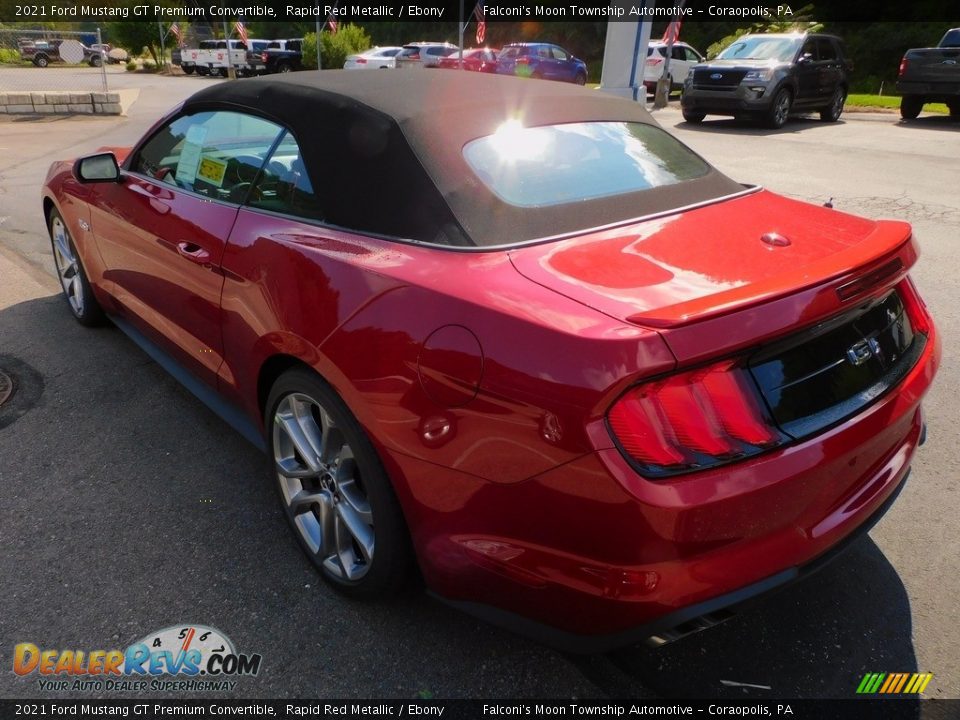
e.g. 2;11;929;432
896;80;960;100
439;463;912;654
413;319;940;651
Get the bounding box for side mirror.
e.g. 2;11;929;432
75;152;121;183
797;53;814;65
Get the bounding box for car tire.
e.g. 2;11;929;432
48;208;106;327
277;62;292;73
947;99;960;117
574;72;587;86
33;54;49;68
765;87;792;129
90;55;102;68
682;109;706;124
182;65;195;75
266;368;412;599
900;95;923;120
820;87;846;122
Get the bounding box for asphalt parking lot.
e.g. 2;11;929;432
0;70;957;707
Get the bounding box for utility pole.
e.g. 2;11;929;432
222;20;236;79
157;21;165;70
458;0;464;69
315;20;322;69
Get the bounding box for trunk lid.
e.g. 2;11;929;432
509;190;916;359
901;47;960;83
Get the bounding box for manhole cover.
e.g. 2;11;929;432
0;369;13;407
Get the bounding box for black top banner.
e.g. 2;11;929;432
0;0;957;23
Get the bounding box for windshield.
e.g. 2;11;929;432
463;121;709;208
717;36;802;62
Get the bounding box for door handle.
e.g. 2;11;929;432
176;241;211;265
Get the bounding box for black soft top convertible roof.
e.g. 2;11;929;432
183;70;742;247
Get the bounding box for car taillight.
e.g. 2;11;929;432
516;56;530;65
409;53;420;61
898;277;931;335
646;58;663;66
261;53;267;61
357;57;367;64
898;57;908;77
608;358;785;477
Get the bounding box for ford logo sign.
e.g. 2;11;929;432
710;73;723;79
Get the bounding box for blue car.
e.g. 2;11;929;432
496;42;588;84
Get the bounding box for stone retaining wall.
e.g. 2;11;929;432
0;91;122;115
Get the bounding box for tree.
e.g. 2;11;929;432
107;21;163;65
706;4;822;58
302;24;372;70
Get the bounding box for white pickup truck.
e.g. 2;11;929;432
178;39;268;77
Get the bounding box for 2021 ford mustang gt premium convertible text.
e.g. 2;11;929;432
43;71;939;652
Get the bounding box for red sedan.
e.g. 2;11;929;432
42;72;939;651
436;48;499;72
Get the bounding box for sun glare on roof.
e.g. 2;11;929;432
487;120;552;163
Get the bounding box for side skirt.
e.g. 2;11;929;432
109;314;267;454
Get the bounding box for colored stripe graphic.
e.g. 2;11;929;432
857;672;933;694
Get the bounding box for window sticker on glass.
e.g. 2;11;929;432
175;124;207;185
197;156;227;188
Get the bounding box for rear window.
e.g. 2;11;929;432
941;29;960;47
463;121;709;208
499;46;530;59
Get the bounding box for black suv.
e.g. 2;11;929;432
681;33;851;128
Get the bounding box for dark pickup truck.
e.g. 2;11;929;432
260;39;304;74
896;28;960;119
18;39;104;67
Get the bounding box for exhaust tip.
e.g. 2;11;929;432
645;608;736;647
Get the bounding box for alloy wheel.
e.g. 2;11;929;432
774;91;790;126
51;217;84;316
272;392;374;582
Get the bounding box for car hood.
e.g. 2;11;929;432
508;189;913;329
694;59;785;71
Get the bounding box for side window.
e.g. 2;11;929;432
248;131;323;220
134;111;283;203
551;47;568;61
799;39;817;61
684;47;701;62
671;46;686;61
537;46;551;59
817;39;838;61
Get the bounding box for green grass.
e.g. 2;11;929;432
845;93;949;114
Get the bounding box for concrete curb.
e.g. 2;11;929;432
0;91;122;116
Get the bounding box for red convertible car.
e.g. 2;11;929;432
42;72;939;651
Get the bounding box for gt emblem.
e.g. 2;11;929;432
847;338;880;366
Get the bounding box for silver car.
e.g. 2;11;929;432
394;42;458;69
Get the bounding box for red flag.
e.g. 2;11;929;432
662;19;682;45
327;18;338;33
234;21;248;45
474;2;486;45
